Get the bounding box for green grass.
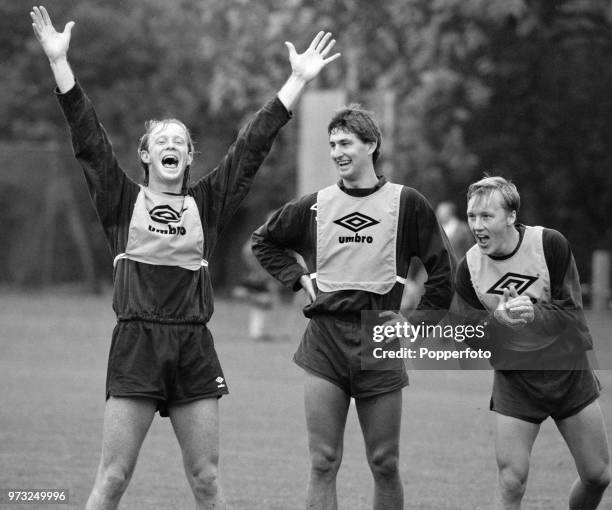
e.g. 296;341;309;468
0;289;610;509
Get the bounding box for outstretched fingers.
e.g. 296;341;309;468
40;5;52;26
322;48;341;65
308;30;325;51
315;32;332;53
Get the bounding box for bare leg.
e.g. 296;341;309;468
169;398;226;510
304;372;350;510
355;390;403;510
494;414;540;510
556;400;611;510
85;397;156;510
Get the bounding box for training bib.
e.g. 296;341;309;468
314;182;403;294
466;225;551;351
114;186;207;271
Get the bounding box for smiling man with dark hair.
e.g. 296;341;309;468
252;104;454;509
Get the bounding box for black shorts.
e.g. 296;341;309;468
294;315;408;399
106;320;229;417
490;356;601;424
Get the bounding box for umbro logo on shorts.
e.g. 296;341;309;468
486;272;538;295
216;376;226;388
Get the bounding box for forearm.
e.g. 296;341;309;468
56;82;129;222
251;231;306;290
276;74;309;112
49;56;75;94
196;97;290;231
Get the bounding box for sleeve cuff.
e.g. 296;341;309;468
271;95;293;119
55;79;84;107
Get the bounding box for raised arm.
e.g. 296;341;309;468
30;6;134;238
193;32;340;239
277;31;341;111
31;6;75;93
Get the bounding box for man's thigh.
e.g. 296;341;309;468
556;399;610;481
304;372;351;457
169;398;220;470
99;397;157;473
355;389;403;460
495;413;540;474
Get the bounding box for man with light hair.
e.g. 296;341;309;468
31;4;340;509
452;175;610;509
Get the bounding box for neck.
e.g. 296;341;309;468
148;176;183;194
498;226;520;256
342;168;379;189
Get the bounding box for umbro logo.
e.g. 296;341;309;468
216;376;226;388
149;204;186;224
486;272;538;295
334;212;380;233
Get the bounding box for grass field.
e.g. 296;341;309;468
0;288;610;509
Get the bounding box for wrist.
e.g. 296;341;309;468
48;55;69;67
286;72;309;87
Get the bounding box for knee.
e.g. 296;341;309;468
97;465;131;499
581;464;611;491
187;465;221;500
310;448;342;479
498;464;528;500
368;450;400;481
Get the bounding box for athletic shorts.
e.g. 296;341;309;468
490;355;601;424
293;315;408;399
106;320;229;417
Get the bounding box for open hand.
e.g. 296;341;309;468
285;31;341;83
30;6;74;63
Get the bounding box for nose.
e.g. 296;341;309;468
471;216;483;230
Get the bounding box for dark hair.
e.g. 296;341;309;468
467;175;520;214
137;118;194;193
327;104;382;164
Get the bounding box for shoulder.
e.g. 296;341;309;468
289;192;318;211
395;185;434;211
538;226;571;272
540;227;569;249
269;192;317;225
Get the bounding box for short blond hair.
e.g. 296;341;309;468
467;175;520;214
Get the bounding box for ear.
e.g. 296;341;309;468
367;141;376;156
140;150;151;164
506;210;517;226
187;151;194;166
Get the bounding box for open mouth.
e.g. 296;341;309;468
336;159;352;169
161;155;179;169
475;234;489;246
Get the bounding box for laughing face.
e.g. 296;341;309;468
329;128;376;187
467;190;518;256
140;121;193;192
